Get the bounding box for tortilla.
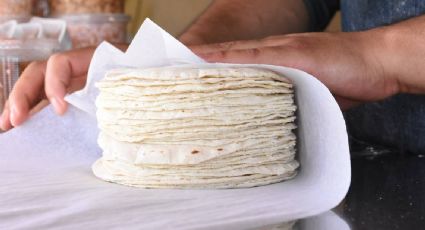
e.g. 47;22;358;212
92;66;299;189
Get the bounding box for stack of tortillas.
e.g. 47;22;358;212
92;66;299;189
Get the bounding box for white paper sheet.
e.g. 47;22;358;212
0;19;351;229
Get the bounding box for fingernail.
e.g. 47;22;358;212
50;97;64;114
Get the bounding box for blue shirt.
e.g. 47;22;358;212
303;0;425;31
303;0;425;154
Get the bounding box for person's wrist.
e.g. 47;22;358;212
375;20;425;95
359;27;403;96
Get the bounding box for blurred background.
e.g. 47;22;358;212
125;0;213;37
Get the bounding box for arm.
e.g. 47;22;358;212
180;0;340;45
190;15;425;109
179;0;310;45
379;15;425;95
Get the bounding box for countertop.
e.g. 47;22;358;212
334;145;425;229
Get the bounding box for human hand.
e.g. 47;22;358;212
0;47;95;131
190;30;400;110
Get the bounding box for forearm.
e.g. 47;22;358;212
179;0;309;45
372;14;425;95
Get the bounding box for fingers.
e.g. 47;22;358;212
44;47;94;115
198;47;265;63
0;101;12;131
190;40;265;54
1;47;94;130
189;35;297;54
2;75;85;131
6;61;47;128
199;45;309;71
45;53;71;115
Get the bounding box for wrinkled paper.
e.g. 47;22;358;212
0;19;350;229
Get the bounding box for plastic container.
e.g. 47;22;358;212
59;13;129;48
49;0;124;15
0;39;60;113
0;0;32;22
